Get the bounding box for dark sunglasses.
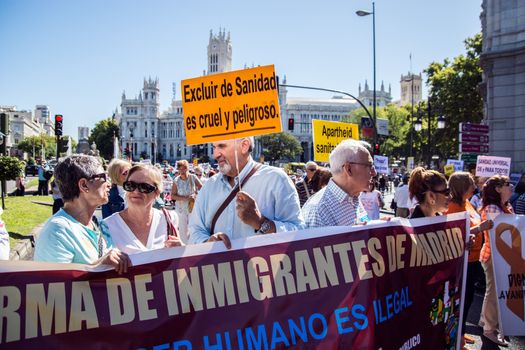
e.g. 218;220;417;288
502;182;512;187
123;181;157;194
432;187;450;196
88;173;108;182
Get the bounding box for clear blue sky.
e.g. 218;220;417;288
0;0;482;139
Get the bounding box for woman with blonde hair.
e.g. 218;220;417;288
171;160;202;243
478;175;513;346
104;164;182;254
102;159;131;219
408;167;450;218
447;172;493;347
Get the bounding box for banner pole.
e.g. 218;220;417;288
234;138;242;192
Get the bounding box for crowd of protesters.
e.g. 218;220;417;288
19;136;524;348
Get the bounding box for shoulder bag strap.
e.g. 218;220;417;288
210;163;261;235
162;208;179;238
302;180;310;199
91;216;104;258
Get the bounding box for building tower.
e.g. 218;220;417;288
143;77;160;160
400;72;422;105
207;28;232;74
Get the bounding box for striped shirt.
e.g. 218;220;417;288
515;193;525;215
479;204;513;263
302;179;369;228
296;178;314;207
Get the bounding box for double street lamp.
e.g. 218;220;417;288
414;102;445;168
356;2;377;145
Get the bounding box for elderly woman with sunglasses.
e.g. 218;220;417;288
408;167;450;218
477;175;514;346
34;155;130;273
104;164;182;254
102;159;131;219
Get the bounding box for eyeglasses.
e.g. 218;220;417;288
432;187;451;196
88;173;108;182
502;182;513;187
123;181;157;194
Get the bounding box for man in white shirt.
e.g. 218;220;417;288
394;175;410;218
188;137;304;248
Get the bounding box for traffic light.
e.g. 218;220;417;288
374;143;380;155
288;118;294;131
58;137;69;153
55;115;63;136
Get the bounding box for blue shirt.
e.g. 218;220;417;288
34;209;113;264
188;158;305;243
302;179;369;228
38;165;49;181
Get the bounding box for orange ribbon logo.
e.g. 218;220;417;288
495;223;525;321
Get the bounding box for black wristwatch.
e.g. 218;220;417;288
257;218;272;235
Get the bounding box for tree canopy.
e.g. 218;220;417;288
258;132;303;163
88;118;119;160
0;156;24;181
424;33;483;160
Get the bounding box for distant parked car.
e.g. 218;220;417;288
25;165;39;176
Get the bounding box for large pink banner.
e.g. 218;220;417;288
0;213;468;349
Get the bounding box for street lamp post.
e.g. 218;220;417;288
356;2;377;145
414;102;445;168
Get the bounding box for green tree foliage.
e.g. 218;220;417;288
0;156;24;181
425;33;483;159
16;134;56;159
343;105;418;159
258;133;303;163
88;118;119;160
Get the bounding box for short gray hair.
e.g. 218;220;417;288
329;139;371;175
54;155;103;201
306;161;318;170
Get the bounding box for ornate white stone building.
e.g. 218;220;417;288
481;0;525;173
118;29;368;163
358;80;392;107
1;105;54;157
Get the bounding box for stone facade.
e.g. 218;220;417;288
1;105;54;157
358;80;392;107
481;0;525;173
399;73;423;106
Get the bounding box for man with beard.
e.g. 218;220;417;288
188;137;304;247
302;139;377;227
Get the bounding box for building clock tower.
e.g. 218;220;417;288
207;28;232;75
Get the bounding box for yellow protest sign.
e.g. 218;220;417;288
312;120;359;162
181;65;281;145
444;164;455;177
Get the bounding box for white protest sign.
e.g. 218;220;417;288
488;214;525;336
475;155;511;177
374;155;389;174
446;159;464;172
377;118;389;136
